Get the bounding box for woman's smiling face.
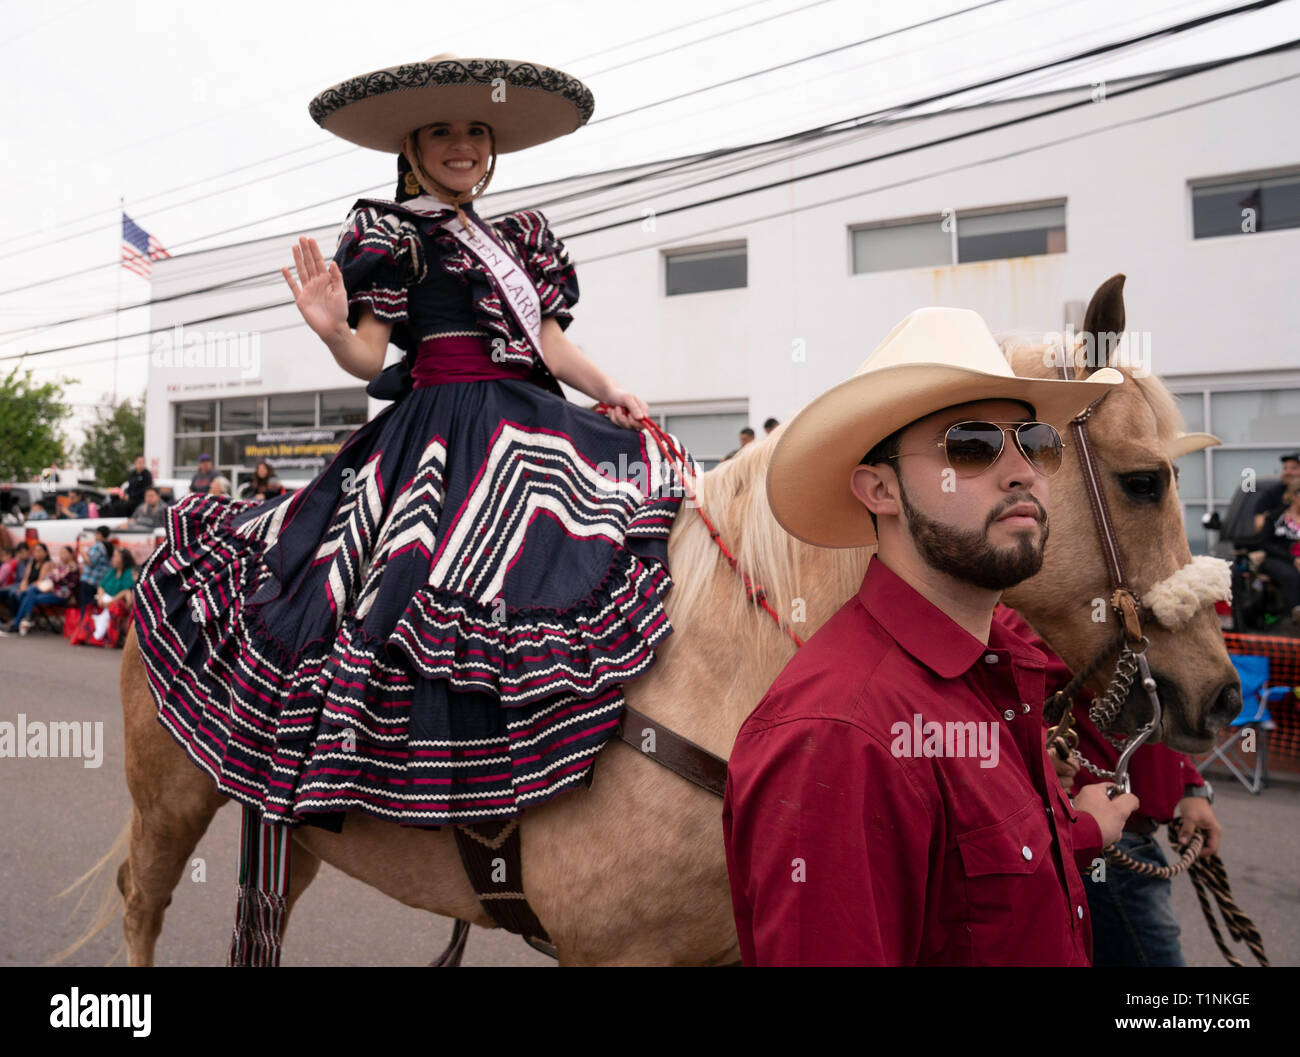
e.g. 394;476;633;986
413;120;492;193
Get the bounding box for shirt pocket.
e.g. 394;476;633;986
954;796;1053;916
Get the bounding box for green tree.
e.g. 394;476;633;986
78;394;145;488
0;366;74;482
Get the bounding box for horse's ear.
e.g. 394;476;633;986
1079;273;1126;376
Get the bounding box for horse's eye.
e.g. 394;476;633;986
1119;472;1163;502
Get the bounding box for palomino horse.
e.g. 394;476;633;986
67;275;1239;965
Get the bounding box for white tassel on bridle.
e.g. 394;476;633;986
1141;555;1232;629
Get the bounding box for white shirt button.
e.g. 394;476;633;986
1022;702;1032;713
984;653;999;664
1077;905;1085;919
1022;846;1033;861
1003;709;1016;721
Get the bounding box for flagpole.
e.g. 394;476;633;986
113;196;123;405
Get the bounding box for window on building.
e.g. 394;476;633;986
1170;386;1300;555
956;204;1067;263
321;390;369;426
174;401;215;434
268;392;317;429
851;201;1066;274
664;242;747;296
649;404;751;471
220;397;264;431
1191;168;1300;238
851;217;950;273
172;389;367;482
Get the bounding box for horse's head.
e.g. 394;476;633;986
1001;274;1240;751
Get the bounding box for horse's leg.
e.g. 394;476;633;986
284;837;322;936
119;622;229;966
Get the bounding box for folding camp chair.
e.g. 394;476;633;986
1198;653;1290;794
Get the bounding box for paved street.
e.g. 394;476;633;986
1;630;1295;967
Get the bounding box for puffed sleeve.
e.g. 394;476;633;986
495;210;579;329
332;206;426;350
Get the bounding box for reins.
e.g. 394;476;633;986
596;405;803;648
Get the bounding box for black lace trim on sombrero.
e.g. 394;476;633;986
308;59;595;129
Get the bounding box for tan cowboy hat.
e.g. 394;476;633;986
308;53;594;154
767;307;1125;549
1167;432;1222;458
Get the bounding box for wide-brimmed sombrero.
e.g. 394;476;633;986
308;54;594;154
767;307;1125;549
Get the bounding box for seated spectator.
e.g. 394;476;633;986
71;547;137;648
0;542;31;594
120;487;167;531
190;453;217;494
26;499;50;521
0;541;42;620
78;526;114;607
1253;452;1300;534
209;475;231;496
0;546;15;588
0;544;79;636
239;460;285;501
1259;479;1300;624
57;488;90;519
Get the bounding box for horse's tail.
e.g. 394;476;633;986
45;807;131;965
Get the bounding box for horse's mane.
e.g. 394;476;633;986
665;337;1185;652
665;424;867;654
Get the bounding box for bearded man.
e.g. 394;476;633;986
723;307;1139;966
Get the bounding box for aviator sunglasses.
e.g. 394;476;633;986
878;420;1064;478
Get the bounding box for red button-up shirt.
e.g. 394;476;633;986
722;557;1103;966
992;606;1204;825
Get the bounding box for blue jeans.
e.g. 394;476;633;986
1083;831;1186;966
10;588;63;628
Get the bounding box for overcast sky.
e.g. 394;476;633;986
1;0;1297;445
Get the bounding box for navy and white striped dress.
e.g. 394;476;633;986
132;199;695;831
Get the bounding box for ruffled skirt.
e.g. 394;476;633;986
131;379;692;829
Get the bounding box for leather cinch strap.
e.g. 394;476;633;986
616;703;729;798
452;819;551;945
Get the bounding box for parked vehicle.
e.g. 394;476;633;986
0;481;113;519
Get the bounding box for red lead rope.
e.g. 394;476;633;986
594;404;805;649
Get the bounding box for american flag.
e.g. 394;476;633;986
121;213;170;279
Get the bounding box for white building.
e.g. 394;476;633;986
146;47;1300;551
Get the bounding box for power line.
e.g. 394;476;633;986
562;0;776;67
6;37;1294;367
576;51;1300;263
0;0;837;253
586;0;1012;125
579;0;838;78
0;0;1179;302
0;0;1275;340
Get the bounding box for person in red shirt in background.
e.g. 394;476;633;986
993;604;1222;966
723;307;1139;965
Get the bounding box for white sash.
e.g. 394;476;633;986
440;213;547;368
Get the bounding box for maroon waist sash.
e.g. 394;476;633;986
411;336;533;388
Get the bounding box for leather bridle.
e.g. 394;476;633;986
1045;346;1163;795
